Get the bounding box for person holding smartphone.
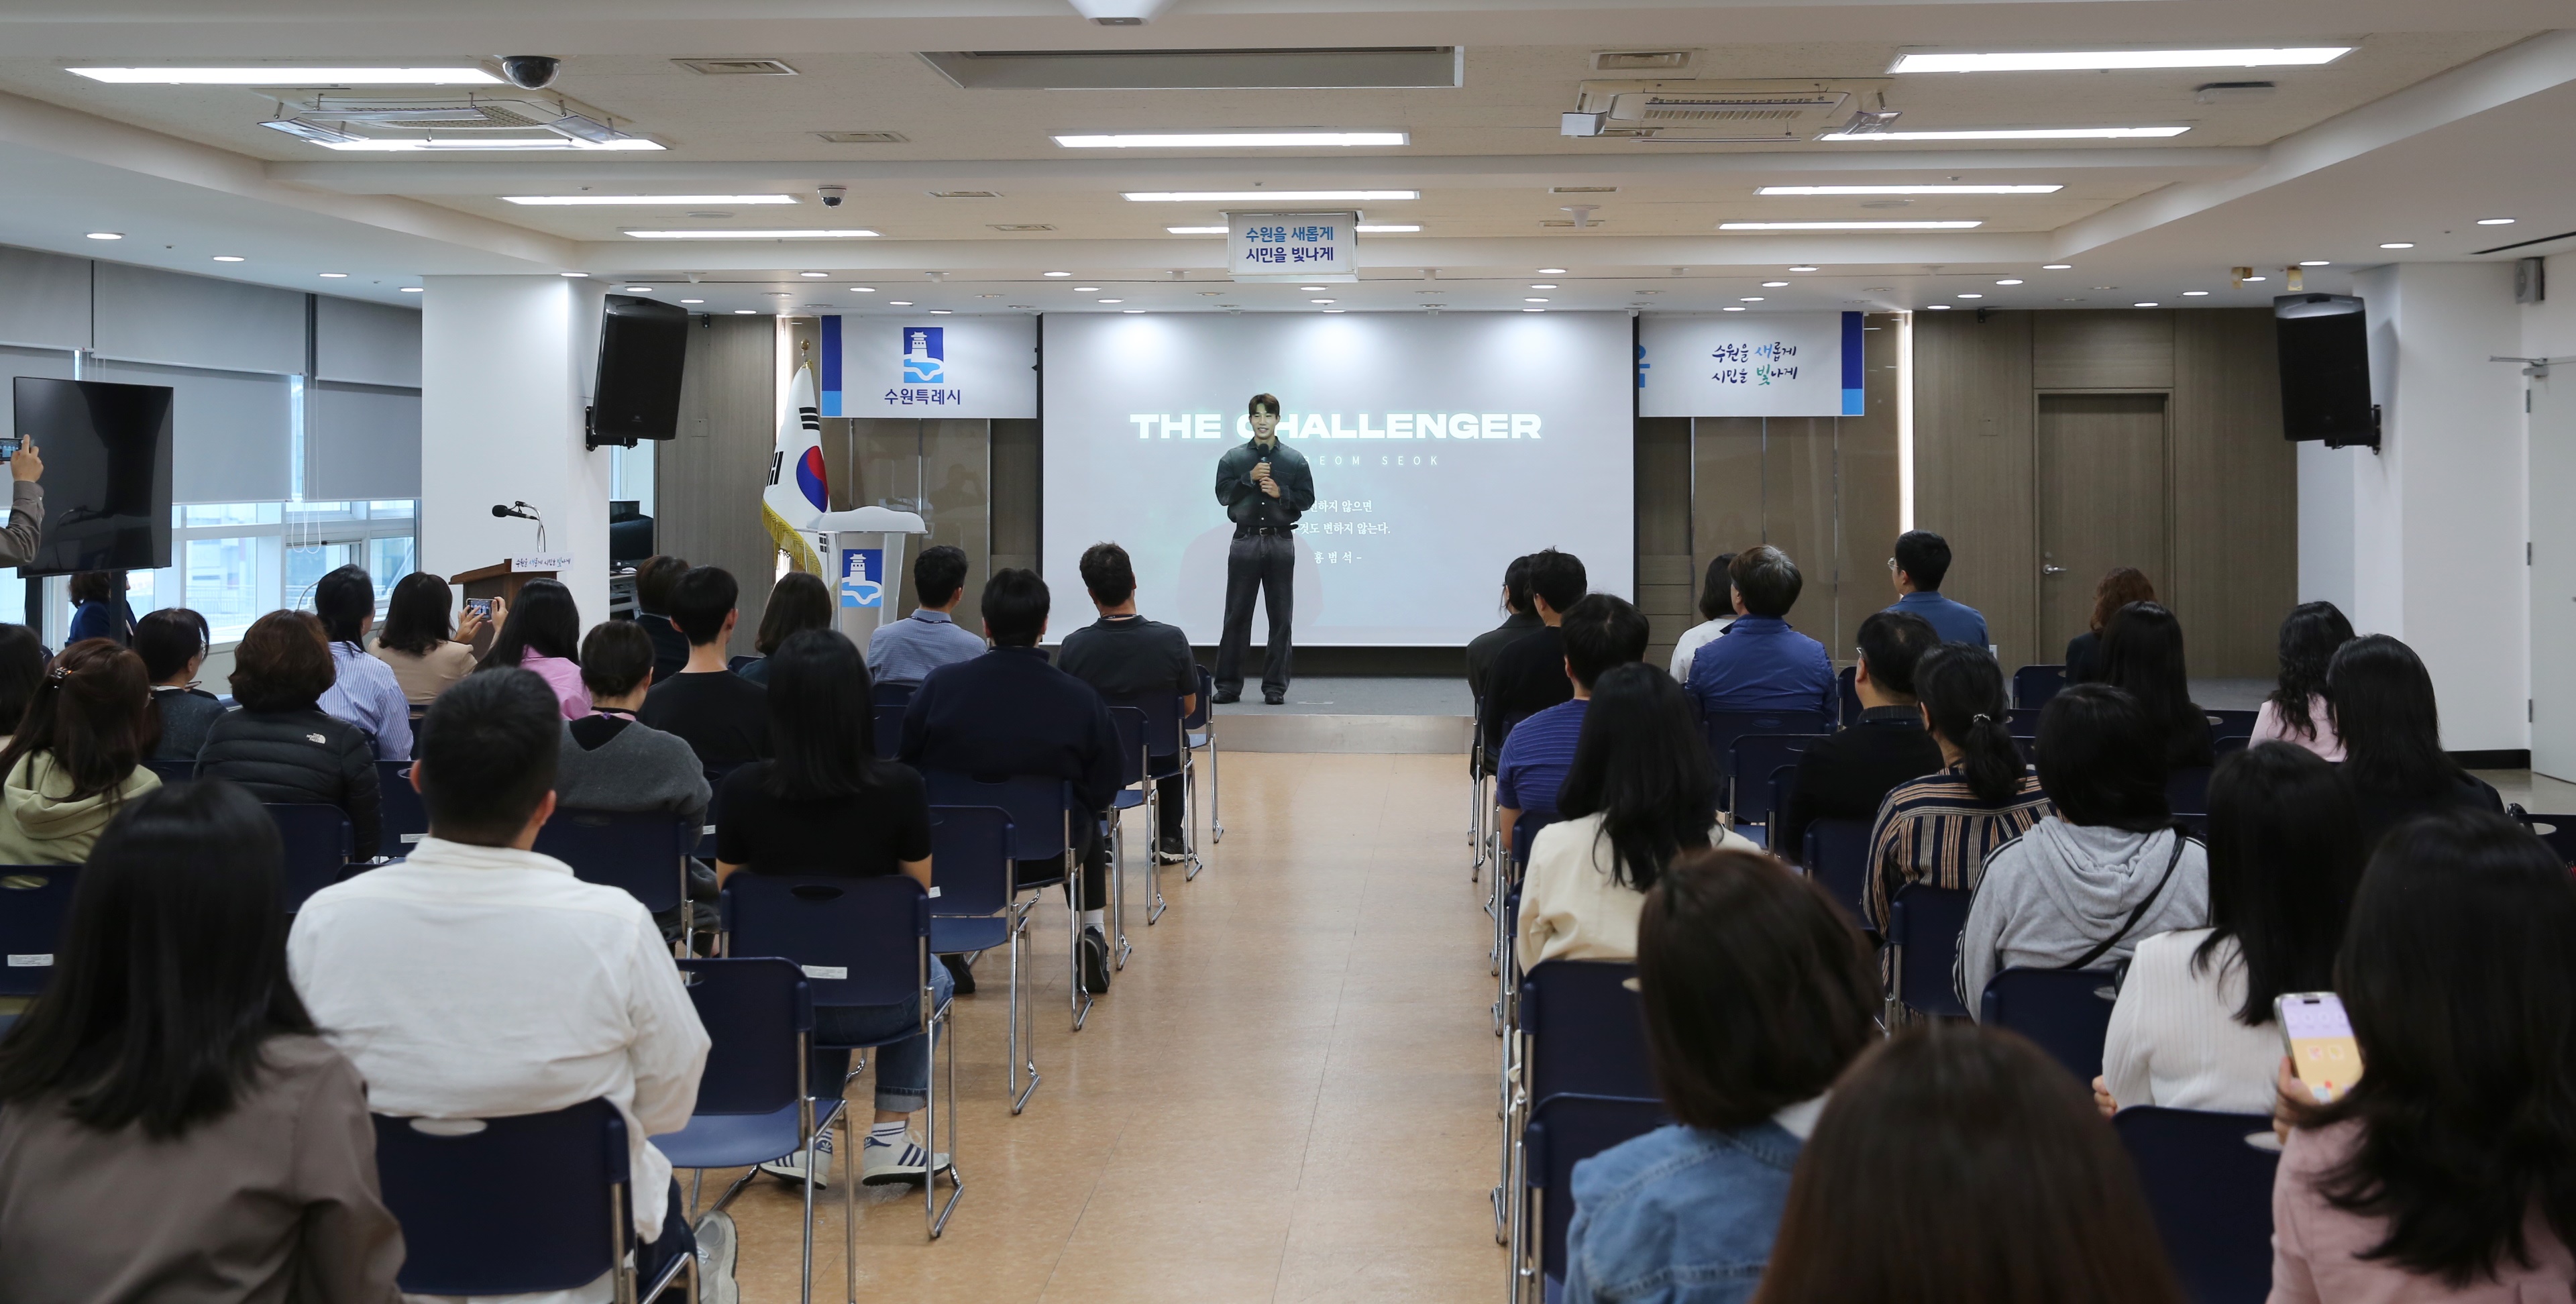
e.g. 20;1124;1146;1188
2268;808;2576;1301
0;434;43;569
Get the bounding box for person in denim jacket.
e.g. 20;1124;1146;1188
1561;847;1880;1304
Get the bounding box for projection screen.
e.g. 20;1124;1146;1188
1040;312;1633;647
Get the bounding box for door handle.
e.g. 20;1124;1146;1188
2043;565;2068;576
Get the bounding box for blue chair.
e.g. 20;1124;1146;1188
2213;735;2249;760
2013;664;2067;710
721;875;961;1239
1886;883;1973;1019
2509;806;2576;866
1980;967;2121;1083
267;804;354;913
2206;709;2259;743
377;759;429;853
2167;766;2214;818
1727;734;1825;838
871;704;906;761
727;654;759;673
1766;766;1798;855
1110;688;1199;896
926;805;1040;1113
1102;705;1149;958
1801;819;1872;929
659;958;834;1301
1521;1094;1666;1302
920;772;1090;1034
533;810;694;943
2006;706;2043;738
1835;665;1861;728
873;679;920;707
2115;1108;2282;1304
1509;961;1654;1293
1184;664;1221;847
373;1099;690;1301
1703;710;1830;805
0;864;79;999
142;757;195;784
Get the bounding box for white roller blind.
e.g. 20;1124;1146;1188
0;248;91;352
85;361;289;504
315;296;421;388
93;262;303;376
307;384;421;500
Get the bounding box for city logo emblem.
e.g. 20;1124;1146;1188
840;547;885;608
902;327;945;383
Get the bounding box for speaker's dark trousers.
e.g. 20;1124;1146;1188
1215;528;1295;697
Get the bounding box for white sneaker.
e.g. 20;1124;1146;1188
757;1129;830;1189
861;1128;952;1186
692;1209;739;1304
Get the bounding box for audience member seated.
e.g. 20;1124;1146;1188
2269;809;2576;1301
2250;600;2353;761
370;570;492;706
1958;684;2210;1007
715;629;951;1188
2099;600;2212;771
288;669;714;1301
2329;634;2504;850
1466;553;1539;703
1686;546;1834;722
867;544;987;684
479;576;590;720
0;624;42;749
901;567;1122;994
65;571;133;647
1497;593;1649;857
1560;849;1876;1304
0;781;402;1301
1666;553;1737;683
2064;566;2155;685
1774;611;1943;864
553;620;712;828
1752;1022;2184;1304
2098;742;2362;1116
137;607;223;761
1863;645;2050;942
313;565;411;761
0;641;161;866
199;612;383;862
1057;541;1198;861
1519;663;1758;968
633;553;694;685
1884;530;1987;647
737;570;833;686
1482;548;1589;759
642;565;771;773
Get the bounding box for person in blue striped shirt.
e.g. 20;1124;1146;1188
1495;594;1650;855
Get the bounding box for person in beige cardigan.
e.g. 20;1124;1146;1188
0;639;159;866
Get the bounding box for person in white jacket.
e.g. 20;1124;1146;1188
1957;684;2208;1010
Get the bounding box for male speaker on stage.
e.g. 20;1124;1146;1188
1211;392;1315;704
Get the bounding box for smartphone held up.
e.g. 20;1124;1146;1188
2277;991;2363;1105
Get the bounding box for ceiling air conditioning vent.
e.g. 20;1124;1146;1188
256;90;649;148
1550;186;1619;194
1592;50;1696;72
674;58;798;76
814;131;908;144
930;191;1002;199
1572;79;1885;142
989;223;1056;231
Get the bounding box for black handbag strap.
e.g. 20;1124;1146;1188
2062;824;2190;972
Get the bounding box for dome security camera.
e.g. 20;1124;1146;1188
818;185;848;209
499;56;561;89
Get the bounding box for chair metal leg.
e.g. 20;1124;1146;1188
799;1097;817;1304
1110;811;1132;967
1202;726;1222;855
1146;779;1170;925
1065;847;1092;1033
1007;899;1038;1113
926;1002;963;1238
840;1107;857;1304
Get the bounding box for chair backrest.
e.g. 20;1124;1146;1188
1835;665;1861;728
1980;967;2121;1082
873;678;920;707
1727;734;1825;825
1521;959;1652;1103
927;805;1014;918
372;1099;627;1297
0;864;78;998
2114;1107;2283;1304
1801;819;1872;928
267;804;354;912
376;759;429;851
142;757;195;784
676;957;812;1116
531;808;692;915
2005;706;2043;739
1703;710;1830;780
2012;735;2040;765
871;704;906;760
2012;664;2067;711
727;654;759;672
2510;806;2576;867
1186;665;1214;733
2167;766;2214;816
1526;1094;1666;1291
1108;692;1187;773
1886;883;1974;1018
1509;812;1555;868
1106;705;1149;787
2205;708;2259;742
1765;765;1798;851
920;771;1074;862
722;873;930;1009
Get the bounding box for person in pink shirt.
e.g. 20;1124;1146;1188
2250;602;2353;762
2269;808;2576;1303
478;578;591;720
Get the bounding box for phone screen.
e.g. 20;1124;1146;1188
2279;992;2363;1104
466;598;492;618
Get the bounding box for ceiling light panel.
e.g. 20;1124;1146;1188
1721;220;1984;229
70;66;502;85
921;47;1462;91
1758;184;2061;195
624;229;881;239
1056;131;1407;148
1817;126;2189;141
506;194;795;205
1890;47;2351;73
1122;190;1417;203
307;137;665;152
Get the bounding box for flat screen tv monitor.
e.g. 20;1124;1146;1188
590;294;690;446
2275;293;2379;447
7;377;174;577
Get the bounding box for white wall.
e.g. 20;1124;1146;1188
419;276;612;625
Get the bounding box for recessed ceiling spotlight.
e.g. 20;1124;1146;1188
1530;283;1558;289
212;255;244;262
681;298;704;304
1762;281;1790;287
559;272;589;277
1788;266;1819;272
1926;304;1951;310
1758;184;2062;195
85;231;123;240
1957;292;1984;299
2133;301;2161;307
799;271;828;278
2298;260;2331;266
70;65;502;84
1057;131;1406;148
849;286;875;293
319;272;348;278
2380;242;2415;250
2183;290;2210;296
2477;217;2516;225
1044;271;1071;277
1538;268;1568;274
1995;278;2023;285
887;300;913;305
2042;263;2073;270
504;195;796;206
399;286;424;292
1890;47;2349;73
1721;220;1983;230
1121;189;1416;203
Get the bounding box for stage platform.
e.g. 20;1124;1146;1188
1210;676;1472;754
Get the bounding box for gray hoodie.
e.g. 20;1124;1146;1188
1955;817;2208;1012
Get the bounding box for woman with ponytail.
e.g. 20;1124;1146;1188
0;639;160;865
1862;645;2051;948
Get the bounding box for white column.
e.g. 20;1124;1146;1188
417;275;612;626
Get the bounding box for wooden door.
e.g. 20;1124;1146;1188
2037;393;2169;659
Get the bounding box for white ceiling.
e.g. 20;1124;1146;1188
0;0;2566;315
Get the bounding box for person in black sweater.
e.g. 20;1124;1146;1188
1466;555;1540;704
1774;611;1945;863
198;610;382;861
2098;601;2213;771
2328;634;2503;852
640;565;769;775
632;555;693;686
1056;543;1197;860
1482;548;1588;758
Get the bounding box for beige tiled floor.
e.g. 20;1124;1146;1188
712;751;1504;1303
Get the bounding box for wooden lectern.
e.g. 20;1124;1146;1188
449;561;557;607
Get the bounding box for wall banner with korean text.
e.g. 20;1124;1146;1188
1226;211;1359;283
822;313;1038;419
1636;312;1864;418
